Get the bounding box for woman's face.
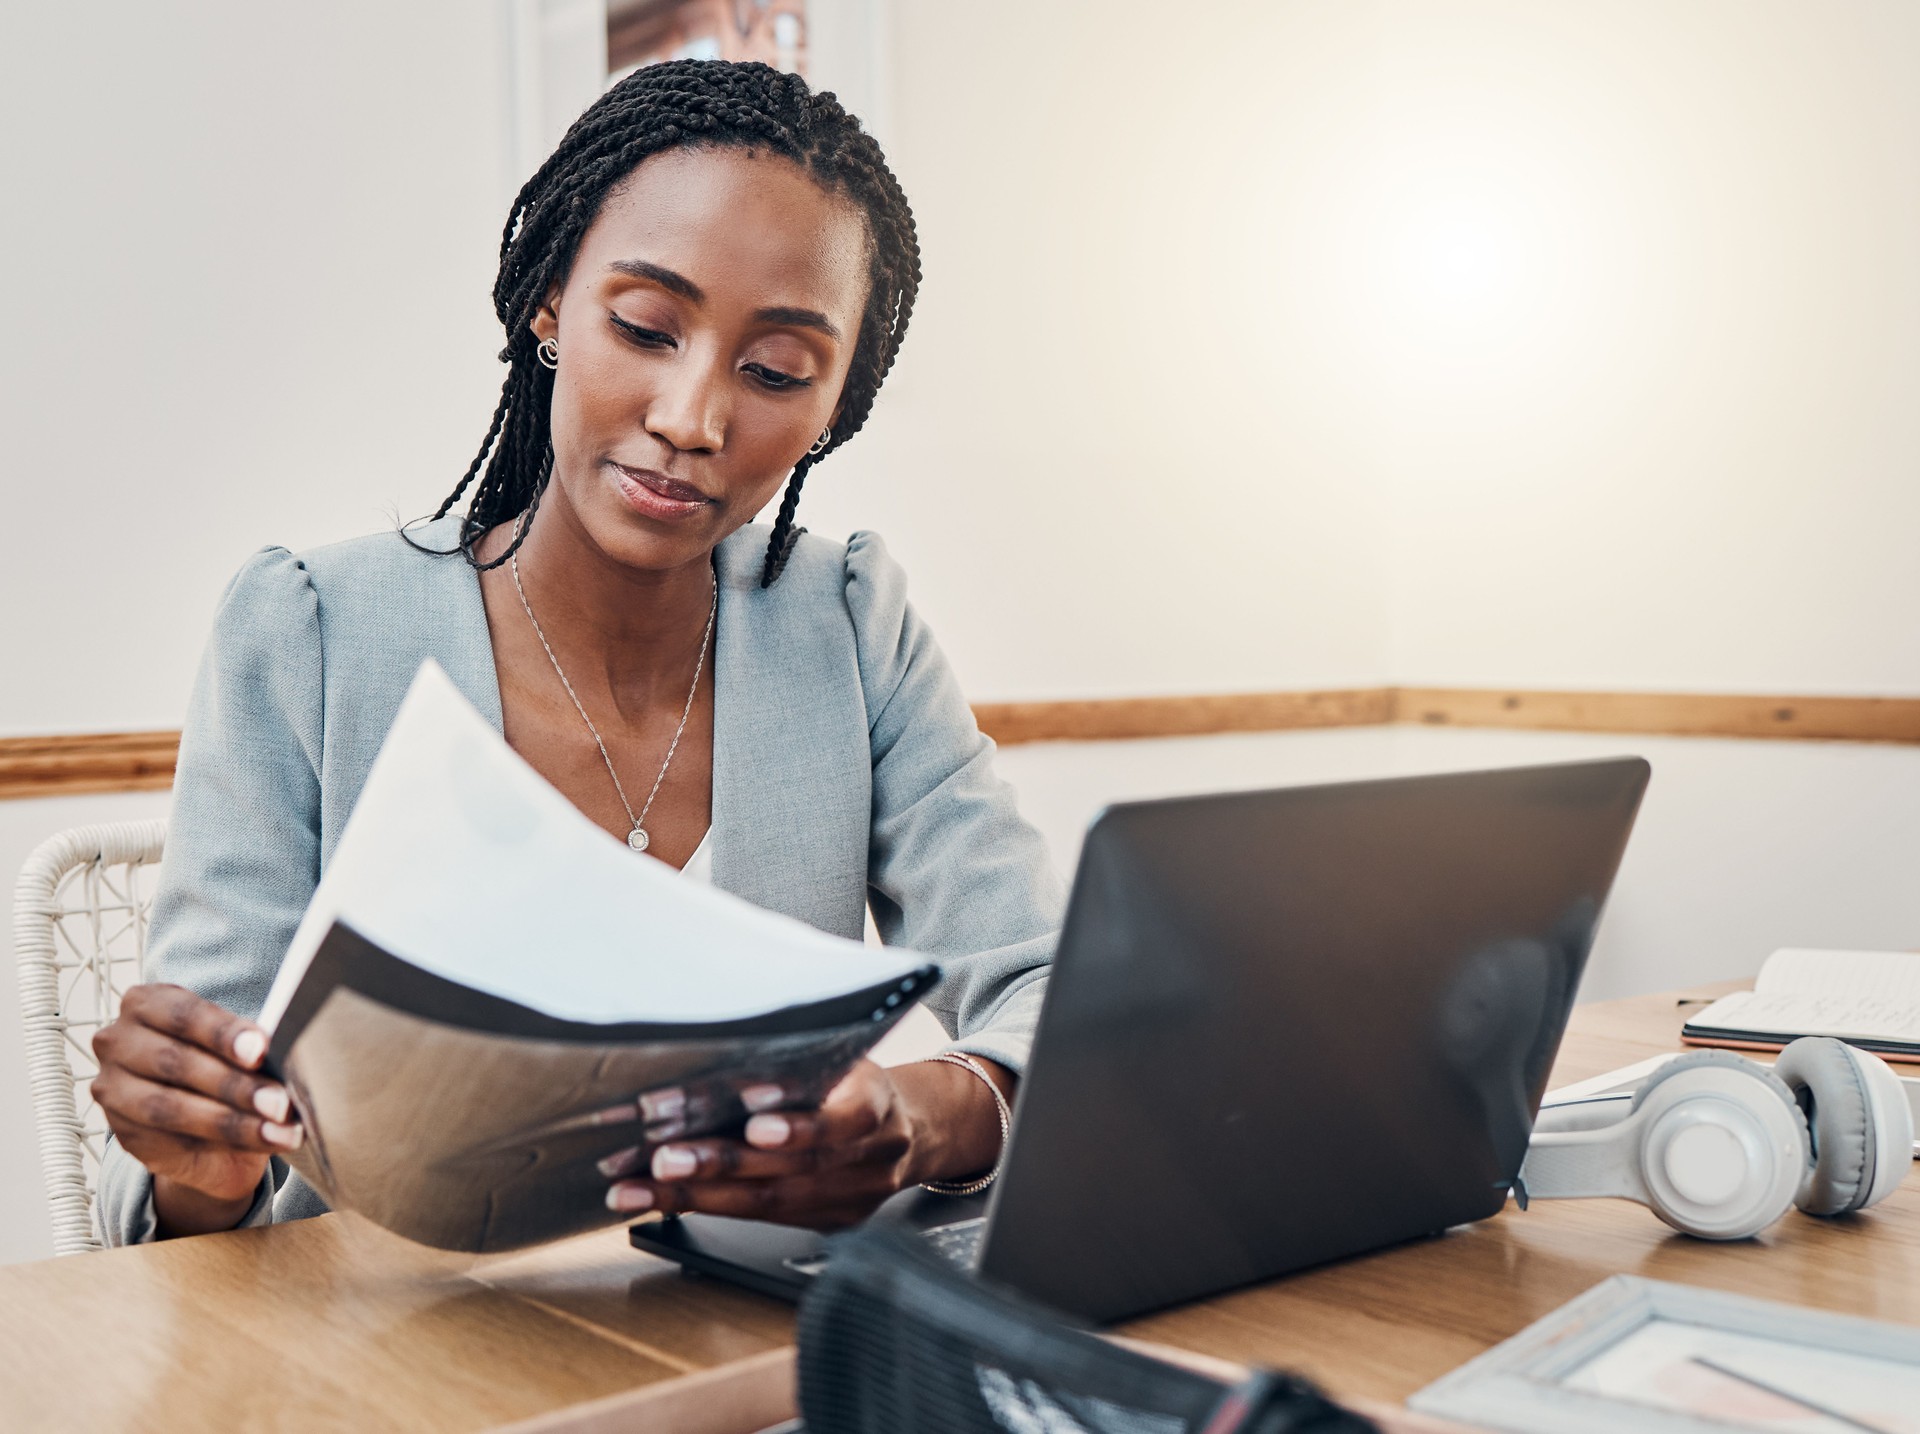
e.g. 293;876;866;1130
532;146;871;572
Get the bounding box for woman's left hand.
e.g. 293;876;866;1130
603;1057;1010;1231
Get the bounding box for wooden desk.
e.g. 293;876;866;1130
4;983;1917;1432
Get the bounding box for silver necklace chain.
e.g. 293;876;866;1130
509;535;716;855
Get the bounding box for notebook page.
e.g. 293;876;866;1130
1688;989;1920;1046
1757;948;1920;1001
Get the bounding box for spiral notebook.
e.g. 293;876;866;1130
255;661;938;1253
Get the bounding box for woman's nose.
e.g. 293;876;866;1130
646;353;729;454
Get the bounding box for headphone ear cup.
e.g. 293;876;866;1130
1773;1037;1908;1216
1626;1050;1808;1239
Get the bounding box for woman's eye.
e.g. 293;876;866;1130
744;363;811;391
609;314;675;348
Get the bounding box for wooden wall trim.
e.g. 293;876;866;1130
0;732;179;801
7;686;1920;799
971;689;1397;745
1395;688;1920;745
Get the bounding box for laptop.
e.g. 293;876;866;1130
632;757;1651;1322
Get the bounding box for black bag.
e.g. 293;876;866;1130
794;1224;1379;1434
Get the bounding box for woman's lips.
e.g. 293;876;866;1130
610;462;712;522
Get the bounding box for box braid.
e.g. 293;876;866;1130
412;60;919;587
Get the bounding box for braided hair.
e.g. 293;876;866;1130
418;60;920;587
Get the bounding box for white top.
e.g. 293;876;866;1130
679;828;714;884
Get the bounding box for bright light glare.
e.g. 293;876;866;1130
1318;158;1606;424
1255;68;1631;437
1396;201;1542;321
1372;184;1563;359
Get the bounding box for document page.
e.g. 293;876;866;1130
261;661;926;1032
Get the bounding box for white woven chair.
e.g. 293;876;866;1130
13;820;167;1255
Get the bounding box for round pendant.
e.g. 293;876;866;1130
627;826;650;853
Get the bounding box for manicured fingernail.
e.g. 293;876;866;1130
643;1118;686;1143
596;1147;641;1178
233;1031;267;1067
262;1121;302;1150
741;1083;785;1112
606;1183;654;1213
253;1086;290;1123
652;1146;697;1179
639;1088;686;1122
745;1114;790;1148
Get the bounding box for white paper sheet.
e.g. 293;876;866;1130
260;661;925;1032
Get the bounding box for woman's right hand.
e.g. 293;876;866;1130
91;983;302;1236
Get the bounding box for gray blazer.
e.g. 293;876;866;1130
98;516;1063;1245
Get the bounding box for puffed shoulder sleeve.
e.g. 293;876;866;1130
843;531;1065;1075
96;547;321;1245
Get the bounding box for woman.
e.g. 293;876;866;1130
91;61;1061;1243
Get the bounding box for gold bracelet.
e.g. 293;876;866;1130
919;1052;1012;1197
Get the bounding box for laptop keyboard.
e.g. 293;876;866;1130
781;1216;985;1282
923;1217;986;1270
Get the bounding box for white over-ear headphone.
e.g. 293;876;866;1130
1519;1037;1912;1239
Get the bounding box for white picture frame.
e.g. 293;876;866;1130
502;0;610;199
1411;1275;1920;1434
805;0;892;145
503;0;891;203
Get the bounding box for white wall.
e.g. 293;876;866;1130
6;2;1917;722
0;2;510;737
994;725;1920;1005
799;0;1396;700
809;0;1920;702
1345;1;1920;694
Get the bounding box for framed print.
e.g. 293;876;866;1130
506;0;891;194
1411;1276;1920;1434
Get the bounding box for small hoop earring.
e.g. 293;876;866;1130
808;428;832;457
536;337;560;370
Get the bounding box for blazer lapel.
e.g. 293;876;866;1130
708;529;871;940
444;542;506;736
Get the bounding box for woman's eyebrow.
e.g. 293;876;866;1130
755;306;841;340
608;258;703;301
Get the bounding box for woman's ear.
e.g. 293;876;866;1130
529;287;562;345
